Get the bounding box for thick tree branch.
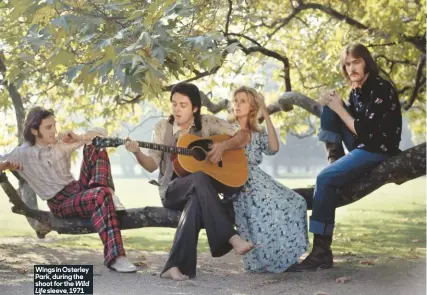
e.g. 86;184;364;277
199;91;230;114
268;91;321;117
295;142;426;208
2;143;424;234
199;90;319;118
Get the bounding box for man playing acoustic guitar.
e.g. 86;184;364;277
125;82;254;281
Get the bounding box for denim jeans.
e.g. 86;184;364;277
310;106;387;235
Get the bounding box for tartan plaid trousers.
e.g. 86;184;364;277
47;144;125;266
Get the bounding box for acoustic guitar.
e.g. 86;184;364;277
92;134;248;188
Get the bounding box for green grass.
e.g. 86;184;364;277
0;176;425;262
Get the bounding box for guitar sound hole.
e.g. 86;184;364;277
192;147;206;161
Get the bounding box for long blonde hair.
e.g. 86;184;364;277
228;86;263;132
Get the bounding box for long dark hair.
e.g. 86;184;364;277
340;44;379;82
23;107;55;145
168;82;202;131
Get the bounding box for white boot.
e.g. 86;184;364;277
110;256;137;273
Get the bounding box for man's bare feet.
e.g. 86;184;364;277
160;267;189;281
229;234;254;255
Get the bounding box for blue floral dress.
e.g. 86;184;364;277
232;130;308;273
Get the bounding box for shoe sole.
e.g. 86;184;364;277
110;268;137;273
110;266;137;273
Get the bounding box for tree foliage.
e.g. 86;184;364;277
0;0;425;144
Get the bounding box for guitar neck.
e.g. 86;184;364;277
135;140;192;155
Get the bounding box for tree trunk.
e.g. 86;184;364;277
0;53;49;237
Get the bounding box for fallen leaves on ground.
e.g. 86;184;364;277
17;268;28;274
360;259;376;265
336;276;352;283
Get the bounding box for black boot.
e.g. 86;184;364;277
295;234;333;271
325;142;345;164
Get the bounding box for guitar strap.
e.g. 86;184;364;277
158;120;203;200
157;121;175;200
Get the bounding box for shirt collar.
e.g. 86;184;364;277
172;119;195;135
359;73;376;92
351;73;378;96
32;143;52;159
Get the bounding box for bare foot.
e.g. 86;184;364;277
229;234;254;255
160;267;189;281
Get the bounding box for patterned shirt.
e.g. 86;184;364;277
348;74;402;155
148;114;239;166
0;128;107;200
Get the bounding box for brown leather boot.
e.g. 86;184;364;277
295;234;333;271
325;142;345;164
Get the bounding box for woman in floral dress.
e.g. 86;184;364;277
230;86;308;273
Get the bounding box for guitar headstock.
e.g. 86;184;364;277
92;137;124;148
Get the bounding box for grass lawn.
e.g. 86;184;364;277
0;176;425;263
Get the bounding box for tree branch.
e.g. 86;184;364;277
195;90;321;119
229;40;292;91
367;42;399;48
266;2;425;52
292;61;328;90
224;0;233;36
267;7;301;38
3;143;424;234
295;142;426;208
0;52;25;144
289;118;316;138
403;54;426;110
199;91;230;114
226;32;262;47
58;0;127;21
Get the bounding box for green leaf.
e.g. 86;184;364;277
49;51;75;69
138;31;151;48
104;46;116;62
